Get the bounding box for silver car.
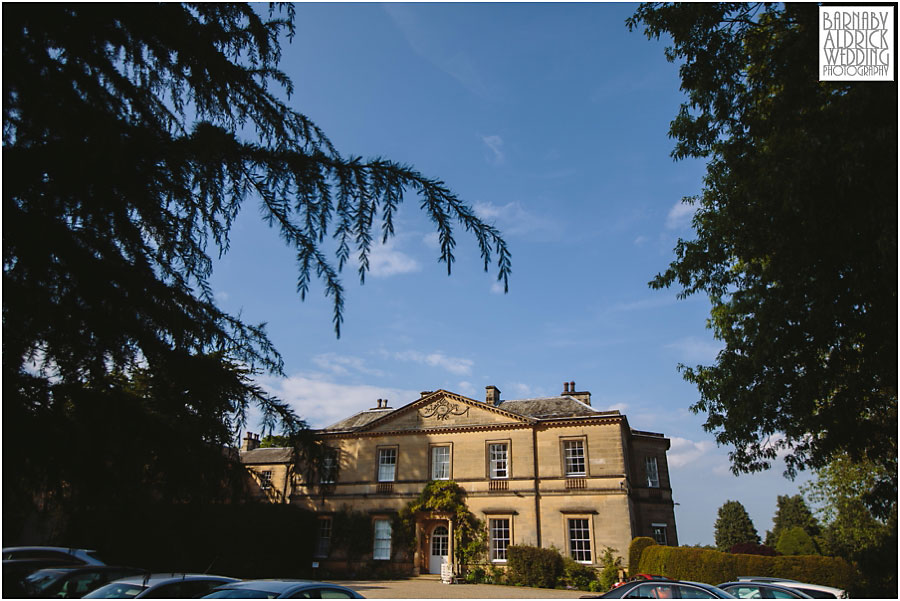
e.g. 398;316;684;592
201;580;365;599
84;573;239;598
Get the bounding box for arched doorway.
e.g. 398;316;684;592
429;524;449;574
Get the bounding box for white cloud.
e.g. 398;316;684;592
490;281;506;295
256;374;419;430
634;235;648;246
311;353;384;378
391;350;474;375
366;239;420;278
665;336;723;364
665;200;696;230
668;436;715;468
473;200;560;239
481;134;505;164
605;402;629;413
456;381;477;398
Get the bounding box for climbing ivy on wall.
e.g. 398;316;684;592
394;480;487;570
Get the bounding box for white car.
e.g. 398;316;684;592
741;578;847;599
2;546;106;566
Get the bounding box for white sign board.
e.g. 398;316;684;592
440;562;453;584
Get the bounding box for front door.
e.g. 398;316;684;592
429;524;449;574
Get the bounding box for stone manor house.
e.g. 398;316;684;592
240;382;677;575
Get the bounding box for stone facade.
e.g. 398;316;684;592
240;383;677;575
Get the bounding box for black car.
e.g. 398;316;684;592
718;581;813;599
581;578;737;599
3;558;77;597
23;565;147;598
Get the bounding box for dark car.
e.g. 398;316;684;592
718;581;813;599
23;565;147;598
201;579;365;599
3;558;78;597
581;578;736;599
2;546;107;566
84;573;239;598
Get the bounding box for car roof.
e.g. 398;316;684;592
771;582;846;596
218;580;347;594
2;546;104;564
719;582;814;598
112;573;238;587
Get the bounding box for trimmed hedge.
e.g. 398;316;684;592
507;545;564;589
628;537;656;576
637;545;856;591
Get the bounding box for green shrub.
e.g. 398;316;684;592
598;546;623;592
507;545;564;588
628;537;657;576
562;556;598;589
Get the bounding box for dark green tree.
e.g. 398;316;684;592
3;3;509;531
627;4;897;514
764;494;820;547
714;500;760;551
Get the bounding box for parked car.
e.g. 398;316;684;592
581;578;736;599
201;580;365;599
84;573;240;598
613;574;672;589
2;546;107;565
3;558;79;597
740;579;847;599
718;581;814;599
23;565;147;598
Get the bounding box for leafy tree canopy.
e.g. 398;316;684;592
3;3;509;523
714;500;760;551
627;3;897;511
775;526;818;556
764;494;820;547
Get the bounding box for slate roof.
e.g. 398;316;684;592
497;396;618;419
321;407;396;432
241;447;293;464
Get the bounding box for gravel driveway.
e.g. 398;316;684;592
334;575;588;598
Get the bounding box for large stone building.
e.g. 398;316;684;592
240;382;677;575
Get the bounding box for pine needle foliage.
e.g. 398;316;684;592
3;3;510;524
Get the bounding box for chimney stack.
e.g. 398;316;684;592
241;431;260;452
563;380;592;406
485;385;501;406
563;382;570;393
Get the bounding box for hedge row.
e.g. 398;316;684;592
637;545;856;591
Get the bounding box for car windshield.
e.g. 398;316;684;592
24;570;64;595
83;581;148;598
203;589;280;599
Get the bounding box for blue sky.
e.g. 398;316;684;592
210;3;811;547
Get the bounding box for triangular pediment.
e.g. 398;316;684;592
360;390;531;433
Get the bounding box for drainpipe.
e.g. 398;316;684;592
532;426;542;547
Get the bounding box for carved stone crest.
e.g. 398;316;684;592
420;397;469;421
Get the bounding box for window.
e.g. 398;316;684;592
373;519;392;560
315;518;332;557
489;443;508;479
431;446;450;480
563;440;586;476
651;523;668;546
259;470;273;490
646;456;659;488
568;518;592;563
377;447;397;482
489;518;510;562
321;452;337;484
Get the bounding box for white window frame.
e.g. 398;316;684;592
259;470;273;490
377;447;397;482
646;456;660;488
651;522;668;546
489;518;511;562
489;443;509;479
373;519;392;560
321;451;337;484
568;517;592;563
563;439;586;477
315;518;332;557
431;445;450;480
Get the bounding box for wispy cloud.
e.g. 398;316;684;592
312;353;384;378
668;436;715;468
473;200;560;239
481;134;505;164
257;375;418;429
363;239;420;278
665;336;723;364
389;350;474;375
665;200;696;230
